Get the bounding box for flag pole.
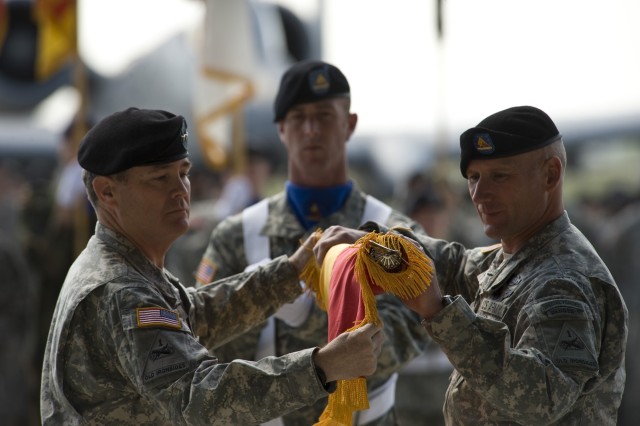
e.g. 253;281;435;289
231;107;247;175
71;0;91;257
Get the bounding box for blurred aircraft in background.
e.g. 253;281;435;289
0;0;312;182
0;0;403;199
1;0;639;203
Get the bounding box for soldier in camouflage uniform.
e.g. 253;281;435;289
0;231;39;426
316;106;628;425
195;61;430;425
600;200;640;426
40;107;385;425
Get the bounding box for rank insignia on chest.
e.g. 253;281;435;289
306;202;322;222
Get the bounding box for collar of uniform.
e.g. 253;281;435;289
478;212;570;295
313;187;366;230
522;211;571;254
261;187;369;239
285;180;353;230
95;222;171;285
262;192;308;239
95;222;135;253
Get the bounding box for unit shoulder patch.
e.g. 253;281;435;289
552;322;598;371
142;333;189;384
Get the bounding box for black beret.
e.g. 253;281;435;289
78;107;188;175
459;106;561;178
273;60;350;122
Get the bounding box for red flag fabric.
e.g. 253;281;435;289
300;230;434;425
327;245;383;342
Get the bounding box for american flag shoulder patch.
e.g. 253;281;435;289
136;307;181;329
195;258;217;285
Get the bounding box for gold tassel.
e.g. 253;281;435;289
299;229;327;310
299;229;434;425
315;378;369;426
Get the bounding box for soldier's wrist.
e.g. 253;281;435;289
312;348;337;393
420;295;455;326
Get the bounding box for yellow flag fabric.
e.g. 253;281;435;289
34;0;77;81
300;230;433;425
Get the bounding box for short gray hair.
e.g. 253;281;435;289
82;169;128;210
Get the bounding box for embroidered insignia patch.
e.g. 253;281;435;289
195;258;217;285
500;275;522;299
149;337;175;361
143;334;189;383
309;67;330;94
136;307;181;329
307;202;322;222
180;119;189;148
552;322;598;370
474;133;495;154
542;299;588;319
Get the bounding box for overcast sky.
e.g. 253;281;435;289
76;0;640;142
323;0;640;137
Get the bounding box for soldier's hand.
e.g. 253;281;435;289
314;225;367;264
401;272;444;321
289;231;322;273
313;323;385;383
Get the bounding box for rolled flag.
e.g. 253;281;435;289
300;229;434;425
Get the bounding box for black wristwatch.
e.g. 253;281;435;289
420;295;455;327
315;365;337;393
442;295;455;307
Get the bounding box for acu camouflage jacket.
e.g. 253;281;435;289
40;223;330;425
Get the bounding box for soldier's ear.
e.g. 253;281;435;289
544;156;562;191
92;176;117;206
346;112;358;141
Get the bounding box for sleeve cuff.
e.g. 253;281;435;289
422;295;476;341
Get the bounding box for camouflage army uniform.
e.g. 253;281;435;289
197;188;430;425
40;223;333;425
381;212;627;425
599;202;640;426
0;232;39;425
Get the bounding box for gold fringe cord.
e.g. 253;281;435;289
300;230;434;425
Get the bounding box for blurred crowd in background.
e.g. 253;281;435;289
1;120;638;425
2;0;639;423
